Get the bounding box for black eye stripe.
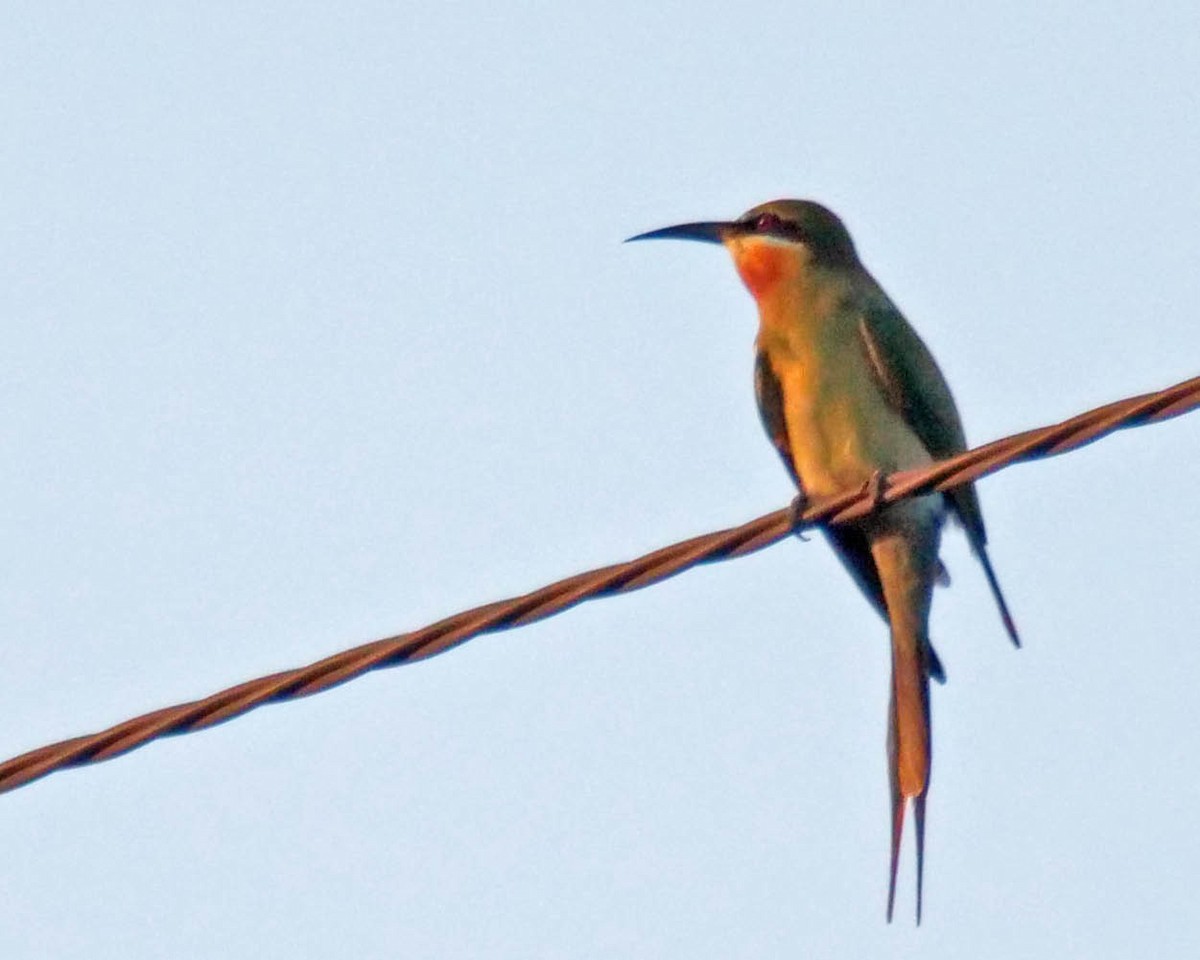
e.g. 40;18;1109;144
748;212;804;240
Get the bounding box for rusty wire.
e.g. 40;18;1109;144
1;373;1197;797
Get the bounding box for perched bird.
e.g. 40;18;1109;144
628;200;1019;923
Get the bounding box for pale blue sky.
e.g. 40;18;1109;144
3;3;1199;957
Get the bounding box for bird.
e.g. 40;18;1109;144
627;199;1019;924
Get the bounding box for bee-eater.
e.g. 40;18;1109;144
628;199;1019;923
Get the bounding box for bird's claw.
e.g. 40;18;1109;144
789;492;811;541
862;469;887;514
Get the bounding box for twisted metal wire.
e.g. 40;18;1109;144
2;374;1197;796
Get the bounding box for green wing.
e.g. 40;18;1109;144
858;299;1020;647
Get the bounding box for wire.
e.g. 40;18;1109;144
1;374;1196;796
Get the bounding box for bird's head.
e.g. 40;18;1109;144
627;199;859;300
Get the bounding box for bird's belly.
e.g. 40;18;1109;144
780;366;933;499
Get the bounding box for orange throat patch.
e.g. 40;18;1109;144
732;241;793;300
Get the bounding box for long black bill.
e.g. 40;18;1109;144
624;221;734;244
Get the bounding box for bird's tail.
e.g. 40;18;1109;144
886;625;931;925
974;543;1021;648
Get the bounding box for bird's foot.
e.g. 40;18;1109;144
789;492;811;541
862;469;887;514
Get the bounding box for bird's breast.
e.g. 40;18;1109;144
763;332;933;499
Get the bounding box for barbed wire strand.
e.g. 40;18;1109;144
2;374;1197;797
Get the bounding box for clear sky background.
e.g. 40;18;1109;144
3;3;1199;957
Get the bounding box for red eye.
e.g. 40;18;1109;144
754;213;782;232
